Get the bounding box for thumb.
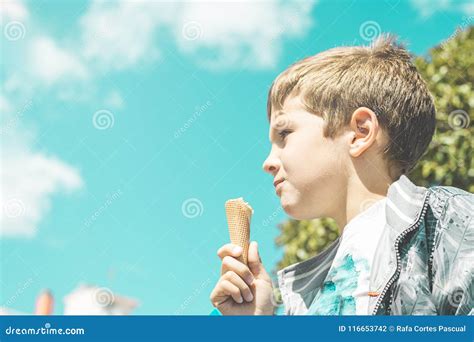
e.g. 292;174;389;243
247;241;270;280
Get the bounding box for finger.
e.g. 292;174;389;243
217;244;243;260
210;283;230;307
210;286;224;307
247;241;270;280
223;271;254;302
219;280;243;304
221;256;255;286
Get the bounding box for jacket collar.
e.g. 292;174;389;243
384;175;429;236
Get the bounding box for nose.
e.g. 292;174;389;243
262;151;280;176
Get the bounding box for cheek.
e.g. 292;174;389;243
281;134;315;166
281;135;321;176
282;135;345;186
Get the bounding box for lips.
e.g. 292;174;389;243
273;178;285;188
275;180;285;196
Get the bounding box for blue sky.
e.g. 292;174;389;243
0;0;472;315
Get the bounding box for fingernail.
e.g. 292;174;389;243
245;292;254;302
232;246;242;254
236;297;243;304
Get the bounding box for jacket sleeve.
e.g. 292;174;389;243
431;193;474;315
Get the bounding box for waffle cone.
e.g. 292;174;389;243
225;197;253;265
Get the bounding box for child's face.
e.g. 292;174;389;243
263;95;350;220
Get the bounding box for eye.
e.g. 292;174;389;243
278;130;292;140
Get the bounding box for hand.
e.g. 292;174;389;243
210;241;275;315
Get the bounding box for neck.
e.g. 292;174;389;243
334;172;393;233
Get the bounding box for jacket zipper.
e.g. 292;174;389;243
371;192;430;315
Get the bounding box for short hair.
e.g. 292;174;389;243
267;34;436;176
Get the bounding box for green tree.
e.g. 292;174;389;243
274;27;474;272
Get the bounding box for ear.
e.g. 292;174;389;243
349;107;379;158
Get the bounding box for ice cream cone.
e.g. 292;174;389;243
225;197;253;265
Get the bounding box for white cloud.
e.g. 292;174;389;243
175;1;315;69
79;1;175;71
79;0;316;71
0;0;29;23
1;146;83;238
4;0;317;95
463;4;474;15
104;90;124;109
0;91;84;239
29;37;90;84
0;94;12;113
411;0;474;17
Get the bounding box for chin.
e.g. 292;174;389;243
281;200;316;220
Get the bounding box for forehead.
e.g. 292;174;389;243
269;96;305;122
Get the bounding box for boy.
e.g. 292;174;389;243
209;35;473;315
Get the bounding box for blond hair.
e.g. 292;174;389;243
267;35;436;176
